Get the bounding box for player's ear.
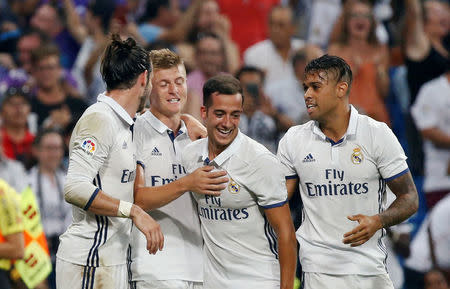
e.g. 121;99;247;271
336;81;349;99
200;106;207;122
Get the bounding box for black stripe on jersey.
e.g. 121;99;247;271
264;215;279;259
81;265;87;289
85;174;108;269
268;224;279;259
377;178;388;270
127;245;134;289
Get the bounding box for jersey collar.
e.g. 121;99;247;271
97;93;134;126
143;111;186;136
200;130;242;166
312;105;359;143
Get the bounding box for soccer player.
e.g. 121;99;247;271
181;75;297;289
130;49;228;289
277;55;419;289
56;35;163;289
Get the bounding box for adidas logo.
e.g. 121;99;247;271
122;141;127;149
302;153;315;163
151;147;162;156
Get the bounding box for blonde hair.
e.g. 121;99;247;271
149;49;183;70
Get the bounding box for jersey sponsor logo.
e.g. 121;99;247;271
302;153;315;163
228;179;240;194
351;147;364;164
305;169;368;197
121;169;136;183
199;195;249;221
81;138;96;156
151;147;162;156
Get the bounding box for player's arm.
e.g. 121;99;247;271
285;177;299;200
343;171;419;247
134;164;227;211
265;203;297;289
64;113;163;254
420;127;450;148
180;113;207;140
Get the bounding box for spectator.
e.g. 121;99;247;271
138;0;203;45
305;0;342;49
0;179;25;289
403;0;449;176
411;70;450;210
178;0;240;73
185;32;227;120
265;46;322;124
244;5;305;90
30;3;81;69
30;44;88;133
16;29;50;75
404;194;450;289
217;0;279;55
329;0;391;125
29;129;70;289
0;86;35;168
0;130;28;193
71;0;115;103
236;66;288;153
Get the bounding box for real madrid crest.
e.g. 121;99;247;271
228;178;240;194
351;147;364;164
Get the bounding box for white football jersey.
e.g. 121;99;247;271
277;105;409;275
58;93;137;266
129;111;202;282
181;131;288;289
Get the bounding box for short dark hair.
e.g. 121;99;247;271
235;66;265;84
203;75;242;108
1;86;31;108
141;0;170;22
101;34;151;91
305;54;353;92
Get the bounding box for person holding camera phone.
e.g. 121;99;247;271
236;66;294;153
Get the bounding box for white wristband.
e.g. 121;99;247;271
118;200;133;218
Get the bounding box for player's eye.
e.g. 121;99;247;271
175;78;184;85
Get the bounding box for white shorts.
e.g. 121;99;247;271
301;272;395;289
56;258;127;289
131;280;203;289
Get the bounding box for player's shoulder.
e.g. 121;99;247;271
283;121;315;139
357;113;391;135
238;133;279;164
80;102;115;124
182;137;206;161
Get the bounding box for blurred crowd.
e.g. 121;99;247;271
0;0;448;288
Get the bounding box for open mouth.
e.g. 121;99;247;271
306;103;317;113
217;128;232;137
168;98;180;104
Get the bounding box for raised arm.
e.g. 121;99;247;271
159;0;205;43
265;203;297;289
404;0;430;60
62;0;88;44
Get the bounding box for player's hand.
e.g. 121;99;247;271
184;166;228;196
181;113;207;140
131;205;164;254
342;214;383;247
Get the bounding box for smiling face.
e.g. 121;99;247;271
150;64;187;118
303;71;348;122
201;92;243;156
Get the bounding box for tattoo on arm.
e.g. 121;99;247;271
382;172;419;228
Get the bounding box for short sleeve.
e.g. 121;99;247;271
375;123;409;181
277;132;298;179
244;153;288;209
411;83;439;130
0;180;23;236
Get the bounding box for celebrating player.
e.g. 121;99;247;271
56;35;163;289
277;55;419;289
130;49;228;289
181;75;297;289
